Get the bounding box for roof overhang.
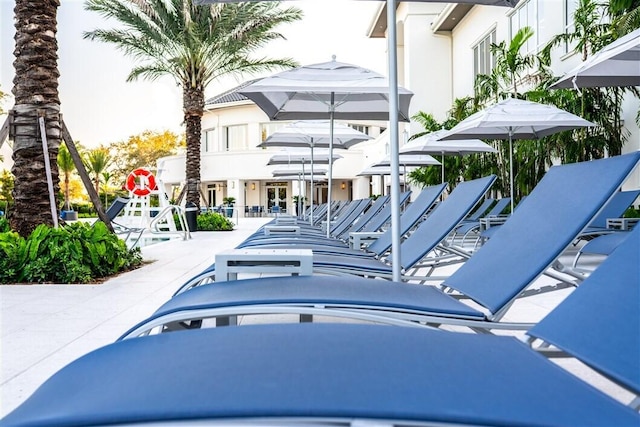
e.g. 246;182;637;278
367;2;474;37
431;3;474;32
367;3;387;38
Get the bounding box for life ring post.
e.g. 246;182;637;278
125;168;157;197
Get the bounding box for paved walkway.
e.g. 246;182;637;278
0;217;270;417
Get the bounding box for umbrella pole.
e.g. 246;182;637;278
387;0;402;282
310;141;314;224
326;93;335;238
509;130;514;213
300;162;305;218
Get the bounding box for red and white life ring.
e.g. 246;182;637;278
125;168;157;197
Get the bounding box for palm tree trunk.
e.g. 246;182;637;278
183;85;203;207
10;0;61;237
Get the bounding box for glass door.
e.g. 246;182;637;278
266;183;288;213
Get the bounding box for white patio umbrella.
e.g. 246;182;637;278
193;0;520;281
372;153;440;183
438;98;595;212
267;149;343;166
259;120;370;224
272;167;328;177
242;59;412;238
373;154;441;168
400;129;497;184
268;149;341;215
551;28;640;89
358;164;416;196
358;165;417;176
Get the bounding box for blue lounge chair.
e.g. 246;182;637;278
238;190;420;249
125;153;640;334
7;242;640;427
450;197;511;246
103;197;146;248
572;228;635;269
171;181;457;295
579;189;639;237
528;225;639;409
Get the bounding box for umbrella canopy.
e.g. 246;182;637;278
242;60;411;238
274;174;328;182
372;154;441;168
260;120;369;224
551;28;640;89
358;164;417;176
267;149;342;166
272;168;327;177
401;129;497;183
438;98;595;211
240;60;414;122
259;120;371;149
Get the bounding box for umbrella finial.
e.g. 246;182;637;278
331;54;336;61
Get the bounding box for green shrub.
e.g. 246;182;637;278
173;212;234;231
623;207;640;218
196;212;234;231
0;217;9;233
0;222;142;284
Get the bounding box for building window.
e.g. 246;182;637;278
509;0;559;54
260;122;286;143
509;0;537;53
201;128;217;153
349;124;370;135
564;0;578;54
224;125;248;151
473;29;496;77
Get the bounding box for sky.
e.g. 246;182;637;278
0;0;387;148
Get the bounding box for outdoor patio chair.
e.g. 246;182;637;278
8;237;639;427
457;196;494;224
130;153;640;333
102;197;145;249
527;225;639;409
449;197;511;247
173;184;447;295
572;228;635;269
578;189;640;238
236;186;441;251
241;198;371;244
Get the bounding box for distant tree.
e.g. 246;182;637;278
84;148;111;197
408;111;441;141
609;0;640;34
0;170;14;214
101;171;112;206
0;85;7;115
57;145;75;211
10;0;61;236
84;0;302;207
109;130;185;185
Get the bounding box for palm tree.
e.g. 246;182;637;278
101;171;112;206
609;0;640;35
476;27;536;101
84;0;302;207
85;148;111;196
539;0;634;162
10;0;62;236
57;145;75;211
471;27;538;200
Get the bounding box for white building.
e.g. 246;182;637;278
158;1;639;215
157;83;395;216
